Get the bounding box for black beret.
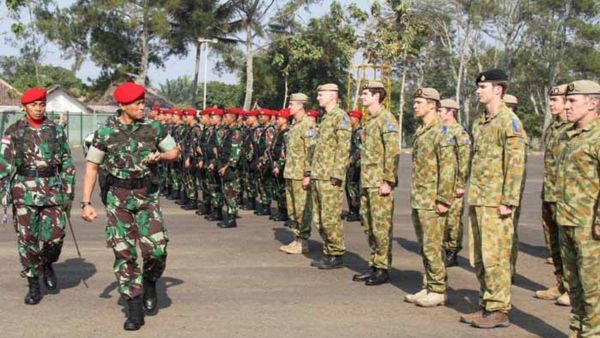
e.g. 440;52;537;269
475;69;508;84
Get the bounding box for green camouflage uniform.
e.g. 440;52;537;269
309;105;351;256
542;116;573;293
170;123;185;193
468;104;526;313
86;117;176;299
197;124;215;208
442;122;471;254
271;126;289;214
209;124;228;211
555;118;600;337
257;124;277;207
411;118;456;293
244;125;263;204
0;118;75;278
217;123;242;217
180;124;197;202
346;125;363;216
284;115;316;240
360;108;400;270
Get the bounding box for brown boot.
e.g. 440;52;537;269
567;331;580;338
460;309;484;324
471;311;510;329
556;292;571;306
279;239;308;254
535;286;561;300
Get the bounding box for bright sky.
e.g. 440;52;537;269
0;0;371;87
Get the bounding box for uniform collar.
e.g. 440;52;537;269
366;107;385;121
566;116;600;137
481;103;510;124
416;117;438;135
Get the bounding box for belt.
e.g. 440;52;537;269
16;166;59;178
109;175;150;190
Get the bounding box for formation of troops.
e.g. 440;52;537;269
0;70;597;337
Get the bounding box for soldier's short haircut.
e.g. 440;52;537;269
494;82;507;97
367;87;387;103
426;98;440;109
448;108;458;118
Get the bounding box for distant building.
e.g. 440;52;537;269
0;77;22;112
47;86;93;114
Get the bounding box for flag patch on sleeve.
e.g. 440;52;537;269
1;136;11;145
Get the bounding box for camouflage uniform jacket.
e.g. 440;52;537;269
271;127;289;172
468;104;526;207
555;118;600;227
257;124;277;170
197;125;214;166
444;121;471;190
0;117;75;206
308;105;352;181
542;117;573;202
348;126;363;170
87;118;176;179
361;108;399;189
208;124;227;168
250;125;265;169
217;125;242;172
284;116;316;180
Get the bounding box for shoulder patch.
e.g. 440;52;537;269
307;129;318;139
1;136;11;145
512;119;521;134
446;136;455;145
442;125;448;135
340;114;349;130
385;119;397;132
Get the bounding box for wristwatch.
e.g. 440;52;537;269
80;201;92;209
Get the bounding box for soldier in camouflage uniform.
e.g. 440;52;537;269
279;93;317;254
269;109;290;222
351;81;399;286
167;110;184;201
159;109;173;195
345;110;363;223
215;108;243;228
181;109;200;210
195;108;215;216
460;69;526;329
404;88;456;306
205;109;227;222
535;84;572;305
240;109;260;210
256;109;277;216
82;83;179;331
305;83;351;269
437;99;471;267
236;110;248;207
555;80;600;338
0;88;75;305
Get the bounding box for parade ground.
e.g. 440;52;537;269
0;150;570;337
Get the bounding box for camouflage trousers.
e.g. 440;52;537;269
272;173;286;210
361;188;394;270
13;203;66;278
105;186;168;299
412;209;447;293
198;170;212;205
285;179;312;240
208;171;223;209
470;206;513;312
223;172;240;216
511;205;522;276
159;164;170;190
242;168;258;201
443;197;465;253
542;201;567;293
559;225;599;337
312;179;345;256
345;168;360;213
182;169;197;201
170;165;182;191
257;171;274;205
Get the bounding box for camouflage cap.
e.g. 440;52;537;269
566;80;600;96
549;84;568;96
317;83;339;92
363;80;385;90
440;99;459;110
414;87;440;101
504;94;518;105
290;93;308;102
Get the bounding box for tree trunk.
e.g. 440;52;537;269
398;50;408;148
282;73;289;109
191;41;202;107
243;28;254;111
137;0;150;85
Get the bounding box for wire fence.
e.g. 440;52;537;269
0;111;115;145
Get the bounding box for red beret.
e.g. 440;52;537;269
163;108;173;114
176;109;185;116
114;82;145;104
201;108;213;115
184;108;197;116
212;108;224;116
151;105;161;111
278;108;291;119
246;110;259;117
225;107;244;116
21;88;47;105
349;110;363;119
258;108;270;116
307;109;320;118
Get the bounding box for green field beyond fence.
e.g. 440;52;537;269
0;111;115;145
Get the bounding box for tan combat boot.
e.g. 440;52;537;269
567;330;580;338
279;239;308;255
535;286;561;300
404;289;428;303
460;309;484;324
546;257;553;265
415;292;446;307
556;292;571;306
471;311;510;329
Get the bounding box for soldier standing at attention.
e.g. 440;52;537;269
81;82;179;331
279;93;316;254
167;110;184;201
351;81;399;286
305;83;352;269
216;108;243;228
270;109;291;222
180;109;199;210
240;109;260;211
437;99;471;267
196;108;215;216
253;109;270;216
206;108;226;222
555;80;600;338
256;109;277;217
535;84;572;306
0;88;75;305
460;69;526;329
404;88;455;307
344;109;363;223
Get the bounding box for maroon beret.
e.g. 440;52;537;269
113;82;145;104
21;88;47;105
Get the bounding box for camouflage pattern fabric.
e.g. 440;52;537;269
242;125;263;203
0;117;75;278
286;179;312;240
345;126;363;214
197;124;215;206
218;124;242;216
209;125;228;210
271;127;288;211
412;209;446;293
312;180;345;255
257;124;277;206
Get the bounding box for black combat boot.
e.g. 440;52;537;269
24;277;42;305
272;208;288;222
124;296;145;331
365;268;389;286
182;199;197;210
218;214;237;228
345;210;361;222
198;202;211;216
43;263;57;290
317;255;344;270
143;279;158;316
445;250;459;267
207;208;223;222
352;268;375;282
167;189;179;200
175;193;187;205
255;203;270;216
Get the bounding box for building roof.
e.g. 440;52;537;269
0;77;22;106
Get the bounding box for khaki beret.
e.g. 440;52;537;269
363;80;385;90
440;99;459;110
566;80;600;96
289;93;308;102
414;87;440;101
504;94;518;105
317;83;339;92
549;84;568;96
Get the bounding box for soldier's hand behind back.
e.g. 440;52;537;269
81;205;97;222
593;224;600;241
